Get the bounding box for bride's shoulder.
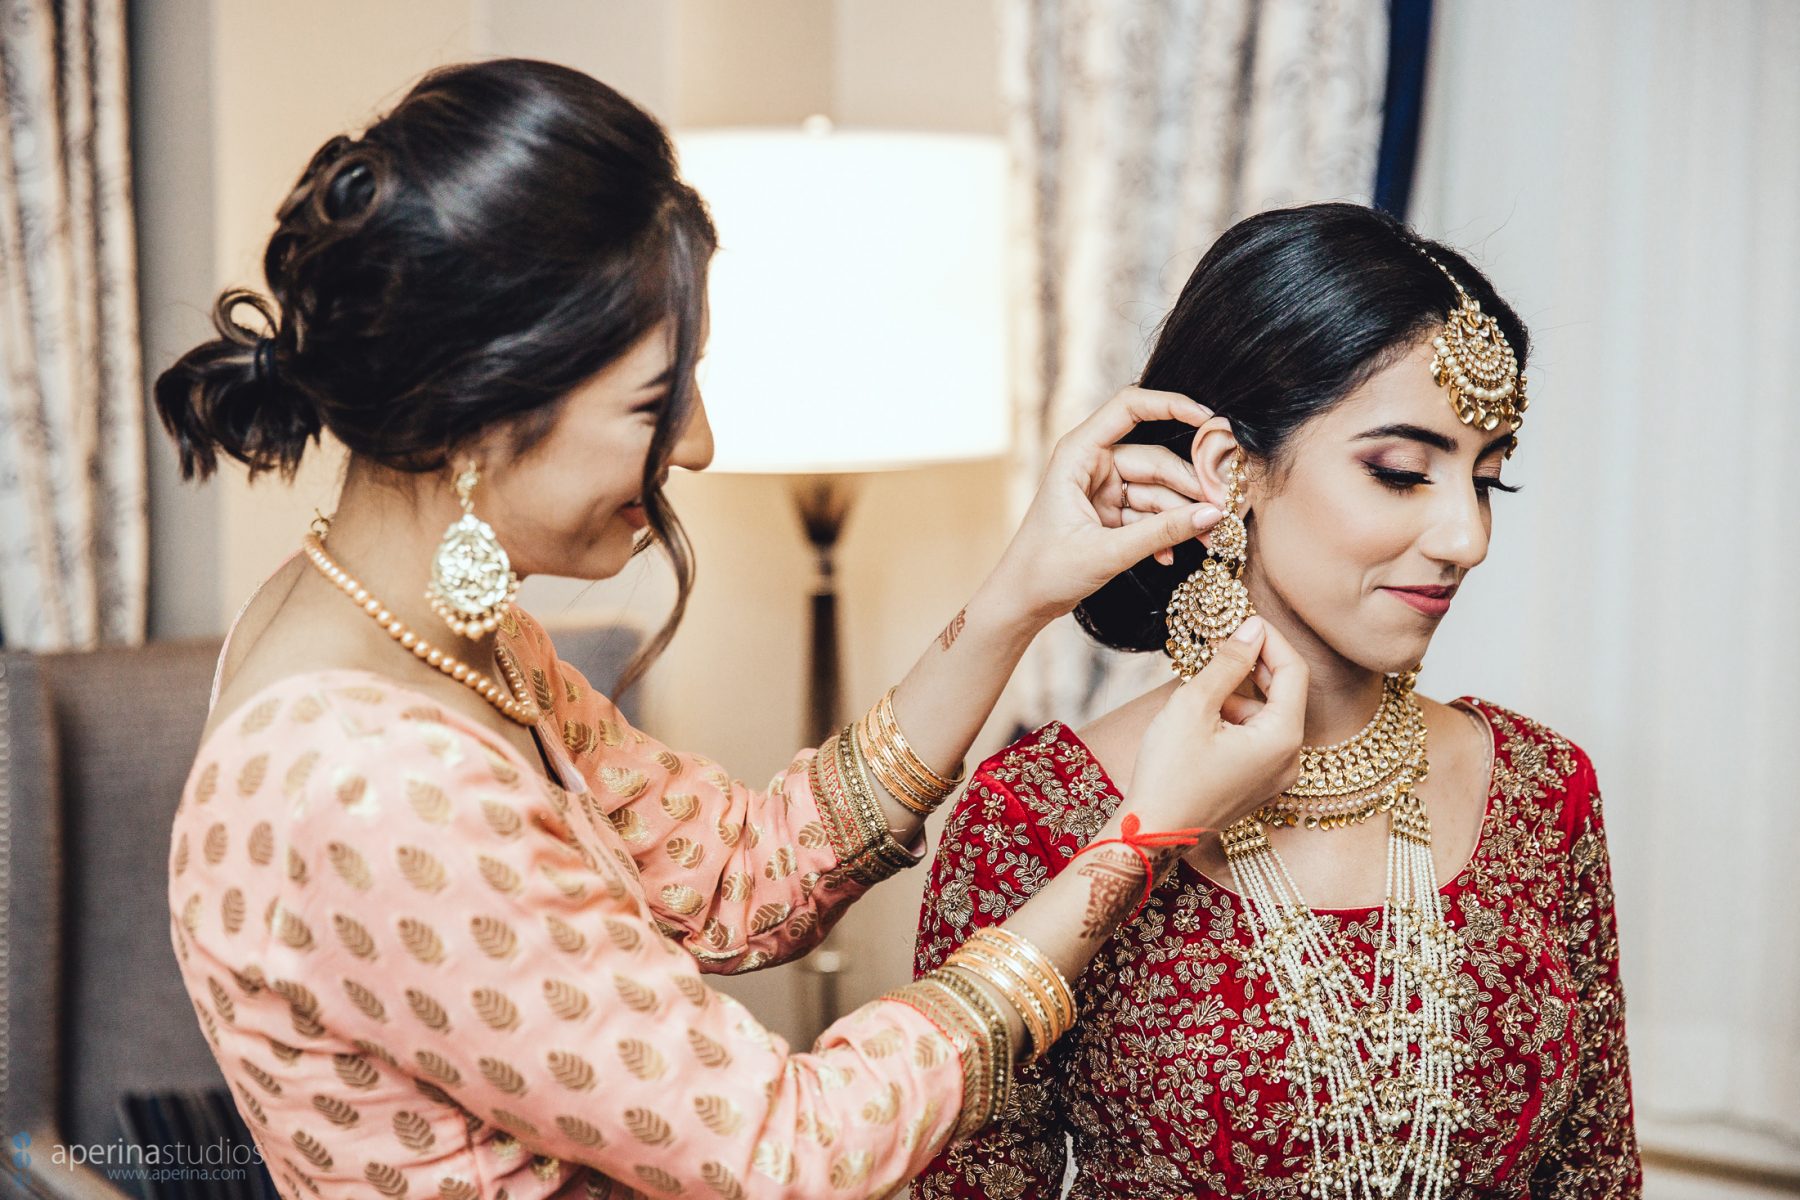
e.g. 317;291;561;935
1438;695;1604;832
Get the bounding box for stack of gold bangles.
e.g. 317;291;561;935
883;926;1077;1137
811;687;966;886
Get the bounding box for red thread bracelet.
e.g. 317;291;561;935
1073;813;1208;922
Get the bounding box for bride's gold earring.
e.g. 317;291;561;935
1165;450;1255;678
426;461;520;638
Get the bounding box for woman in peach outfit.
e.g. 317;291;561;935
157;60;1307;1198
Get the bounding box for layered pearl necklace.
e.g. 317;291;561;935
1222;674;1471;1200
302;531;542;727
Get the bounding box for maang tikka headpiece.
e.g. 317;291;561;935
1422;252;1527;454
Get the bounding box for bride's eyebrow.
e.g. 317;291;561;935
1352;423;1459;453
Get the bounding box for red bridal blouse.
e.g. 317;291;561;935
913;700;1642;1199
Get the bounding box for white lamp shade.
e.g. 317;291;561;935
676;128;1010;474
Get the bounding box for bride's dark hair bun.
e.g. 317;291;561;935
1073;202;1530;654
153;58;715;483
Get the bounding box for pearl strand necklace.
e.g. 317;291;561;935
301;532;542;727
1222;683;1472;1200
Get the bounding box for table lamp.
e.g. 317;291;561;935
677;124;1009;748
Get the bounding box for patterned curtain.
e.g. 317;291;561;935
0;0;145;650
1001;0;1390;725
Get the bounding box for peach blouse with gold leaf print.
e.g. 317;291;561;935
168;608;964;1199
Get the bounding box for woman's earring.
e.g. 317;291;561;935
427;461;520;638
1165;451;1254;678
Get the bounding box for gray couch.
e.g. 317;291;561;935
0;626;641;1199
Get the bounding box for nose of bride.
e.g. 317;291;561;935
671;391;715;472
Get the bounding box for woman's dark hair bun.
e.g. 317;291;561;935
1072;202;1530;654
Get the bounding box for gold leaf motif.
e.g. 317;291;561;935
540;864;588;899
617;1038;668;1082
277;908;315;951
543;979;590;1021
203;822;229;865
530;668;555;713
607;807;652;845
485;750;520;786
795;821;827;849
392;1108;433;1151
396;845;448;893
560;670;582;705
718;872;752;904
481;800;522;838
336;772;370;810
745;821;763;848
266;1036;300;1063
489;1107;538;1137
601;918;641;953
343;978;386;1021
438;1179;477;1200
364;1161;408;1197
622;1108;673;1146
414;1079;457;1108
357;1039;401;1069
406;778;450;824
339;684;384;704
193;761;220;806
544;914;585;954
478;1057;528;1096
470;915;518;959
673;975;708;1007
471;988;519;1031
290;694;324;723
327;842;372;890
291;1130;332;1171
241;1057;282;1101
221;889;245;935
785;912;818;941
828;1151;872;1189
861;1028;903;1060
397;918;445;964
665;836;705;869
699;1161;746;1199
287;846;309;885
173;834;189;876
333;1053;379;1089
655;749;683;775
235;1085;268;1127
700;919;733;951
406;988;452;1032
633;1164;683;1194
237;752;270;797
477;855;520;894
208;977;236;1023
762;846;797;880
546;1050;596;1091
714;816;740;848
659;884;704;917
415;1050;461;1085
612;974;657;1014
333;913;378;959
749;902;791;935
860;1082;900;1124
561;720;597;756
658;791;698;821
685;1028;731;1069
752;1139;796;1184
247;821;275;865
913;1033;948;1069
599;766;647;800
553;1115;606;1148
283;750;320;801
694;1094;743;1137
312;1094;359;1127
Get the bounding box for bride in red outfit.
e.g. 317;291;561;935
915;203;1642;1199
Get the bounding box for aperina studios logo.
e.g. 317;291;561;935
8;1130;264;1185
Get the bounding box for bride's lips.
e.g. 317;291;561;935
1381;584;1457;617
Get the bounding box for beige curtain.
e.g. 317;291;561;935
0;0;145;650
1002;0;1389;725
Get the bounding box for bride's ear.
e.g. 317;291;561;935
1190;417;1245;516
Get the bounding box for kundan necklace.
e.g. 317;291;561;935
1222;672;1471;1200
302;529;542;727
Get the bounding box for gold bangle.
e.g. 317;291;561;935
837;726;922;880
808;731;866;872
969;927;1076;1035
875;688;962;792
854;712;937;817
854;688;963;815
946;948;1055;1064
882;973;1010;1138
928;968;1014;1130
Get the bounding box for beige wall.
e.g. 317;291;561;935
134;0;1010;1042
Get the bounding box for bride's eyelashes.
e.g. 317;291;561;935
1362;463;1521;496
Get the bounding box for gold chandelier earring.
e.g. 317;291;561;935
1165;450;1254;677
426;461;520;638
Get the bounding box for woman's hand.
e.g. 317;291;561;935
987;386;1220;627
1125;615;1308;834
